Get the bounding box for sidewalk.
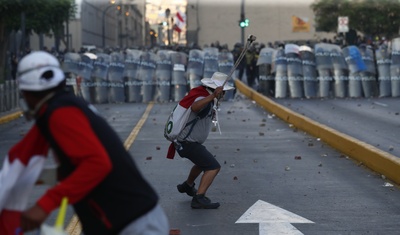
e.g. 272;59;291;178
0;109;22;124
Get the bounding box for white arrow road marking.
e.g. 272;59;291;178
259;223;304;235
236;200;314;235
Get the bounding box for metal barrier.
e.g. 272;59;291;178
0;80;19;113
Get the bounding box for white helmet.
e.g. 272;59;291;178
17;51;65;91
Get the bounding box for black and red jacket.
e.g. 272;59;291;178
35;89;158;235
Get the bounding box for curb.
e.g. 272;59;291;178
0;111;23;125
235;79;400;185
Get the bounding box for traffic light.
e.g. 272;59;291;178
239;18;249;28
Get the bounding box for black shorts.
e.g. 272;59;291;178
176;142;221;171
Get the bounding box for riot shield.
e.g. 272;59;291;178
124;49;141;103
218;51;235;101
359;45;377;98
187;49;204;89
138;51;157;103
92;53;110;104
108;52;125;103
203;47;219;78
156;50;172;102
330;45;348;98
62;52;81;95
171;51;188;101
77;54;94;103
272;48;288;98
314;43;333;98
257;47;275;97
391;38;400;97
299;46;317;99
342;46;366;98
285;44;303;98
375;45;391;97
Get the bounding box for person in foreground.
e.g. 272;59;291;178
174;72;235;209
0;51;169;235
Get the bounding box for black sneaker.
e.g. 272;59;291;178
177;181;197;197
191;194;220;209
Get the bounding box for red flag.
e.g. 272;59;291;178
174;11;186;33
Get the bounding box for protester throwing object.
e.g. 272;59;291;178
164;72;235;209
164;35;256;209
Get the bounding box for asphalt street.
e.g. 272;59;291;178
1;93;400;235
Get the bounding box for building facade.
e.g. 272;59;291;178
80;0;144;49
27;0;334;52
186;0;333;49
29;0;146;52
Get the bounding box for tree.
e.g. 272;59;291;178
0;0;76;82
311;0;400;42
0;0;21;82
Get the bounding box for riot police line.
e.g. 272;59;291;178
62;39;400;105
62;47;235;104
258;39;400;99
2;39;400;115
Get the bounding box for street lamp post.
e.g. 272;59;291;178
165;8;171;46
102;3;116;48
240;0;245;45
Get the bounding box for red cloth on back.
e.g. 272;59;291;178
167;143;176;159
